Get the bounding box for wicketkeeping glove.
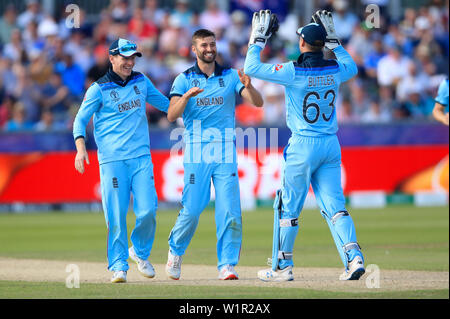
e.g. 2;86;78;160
311;10;341;50
248;9;279;49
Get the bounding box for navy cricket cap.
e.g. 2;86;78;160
109;38;142;57
296;23;327;47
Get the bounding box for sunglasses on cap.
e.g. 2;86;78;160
110;42;141;57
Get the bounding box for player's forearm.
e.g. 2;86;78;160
244;45;264;77
147;92;170;113
75;136;87;153
333;45;358;79
242;84;264;107
244;45;292;85
167;95;188;122
72;113;89;142
432;103;449;125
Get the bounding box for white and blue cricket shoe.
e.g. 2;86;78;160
339;256;365;280
129;246;155;278
258;266;294;282
111;270;127;283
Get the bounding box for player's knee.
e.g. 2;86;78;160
323;210;351;224
227;214;242;231
280;209;298;220
180;206;202;222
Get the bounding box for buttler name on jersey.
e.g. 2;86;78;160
308;75;335;87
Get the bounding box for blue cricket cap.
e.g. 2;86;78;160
296;23;326;47
109;38;142;57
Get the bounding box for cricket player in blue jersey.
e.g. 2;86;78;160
432;78;449;126
165;29;263;280
244;10;365;281
73;38;178;283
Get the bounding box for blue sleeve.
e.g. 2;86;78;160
145;76;170;113
333;45;358;83
244;45;295;86
435;79;449;107
169;73;187;99
72;83;102;140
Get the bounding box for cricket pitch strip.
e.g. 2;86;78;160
0;257;447;293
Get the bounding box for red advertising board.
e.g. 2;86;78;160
0;146;448;203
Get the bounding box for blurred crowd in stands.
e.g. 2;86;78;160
0;0;448;132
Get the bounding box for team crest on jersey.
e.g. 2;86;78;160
275;64;283;71
110;90;120;102
191;79;201;87
219;78;225;87
133;85;141;95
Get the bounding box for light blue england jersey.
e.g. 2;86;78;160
244;45;357;137
435;78;449;110
169;62;245;144
73;69;169;164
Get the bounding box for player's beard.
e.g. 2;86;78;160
198;51;216;64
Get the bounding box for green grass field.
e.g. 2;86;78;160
0;205;448;299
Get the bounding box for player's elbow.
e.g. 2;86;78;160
255;99;264;107
167;112;177;122
244;61;256;77
349;61;358;78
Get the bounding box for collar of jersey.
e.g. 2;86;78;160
193;61;224;78
107;68;137;87
296;51;324;65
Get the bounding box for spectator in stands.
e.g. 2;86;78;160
63;29;93;73
11;62;41;123
17;0;44;30
0;94;15;129
401;86;435;118
261;84;285;126
364;34;386;80
331;0;359;44
28;48;53;85
225;10;250;47
108;0;132;23
22;20;44;54
0;57;17;97
377;44;411;88
142;0;167;28
171;0;194;29
399;7;418;39
199;0;230;32
350;81;371;118
2;29;27;63
0;0;448;130
396;61;429;103
54;53;85;100
0;4;17;46
383;24;414;57
34;109;66;131
128;7;159;43
347;23;373;68
337;98;359;123
86;44;110;86
158;15;190;57
361;98;392;123
40;71;70;124
3;101;33;131
378;85;405;120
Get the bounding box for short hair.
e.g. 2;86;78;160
304;40;324;52
192;29;216;45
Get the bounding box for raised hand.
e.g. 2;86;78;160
248;9;279;49
312;10;341;50
238;69;251;88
